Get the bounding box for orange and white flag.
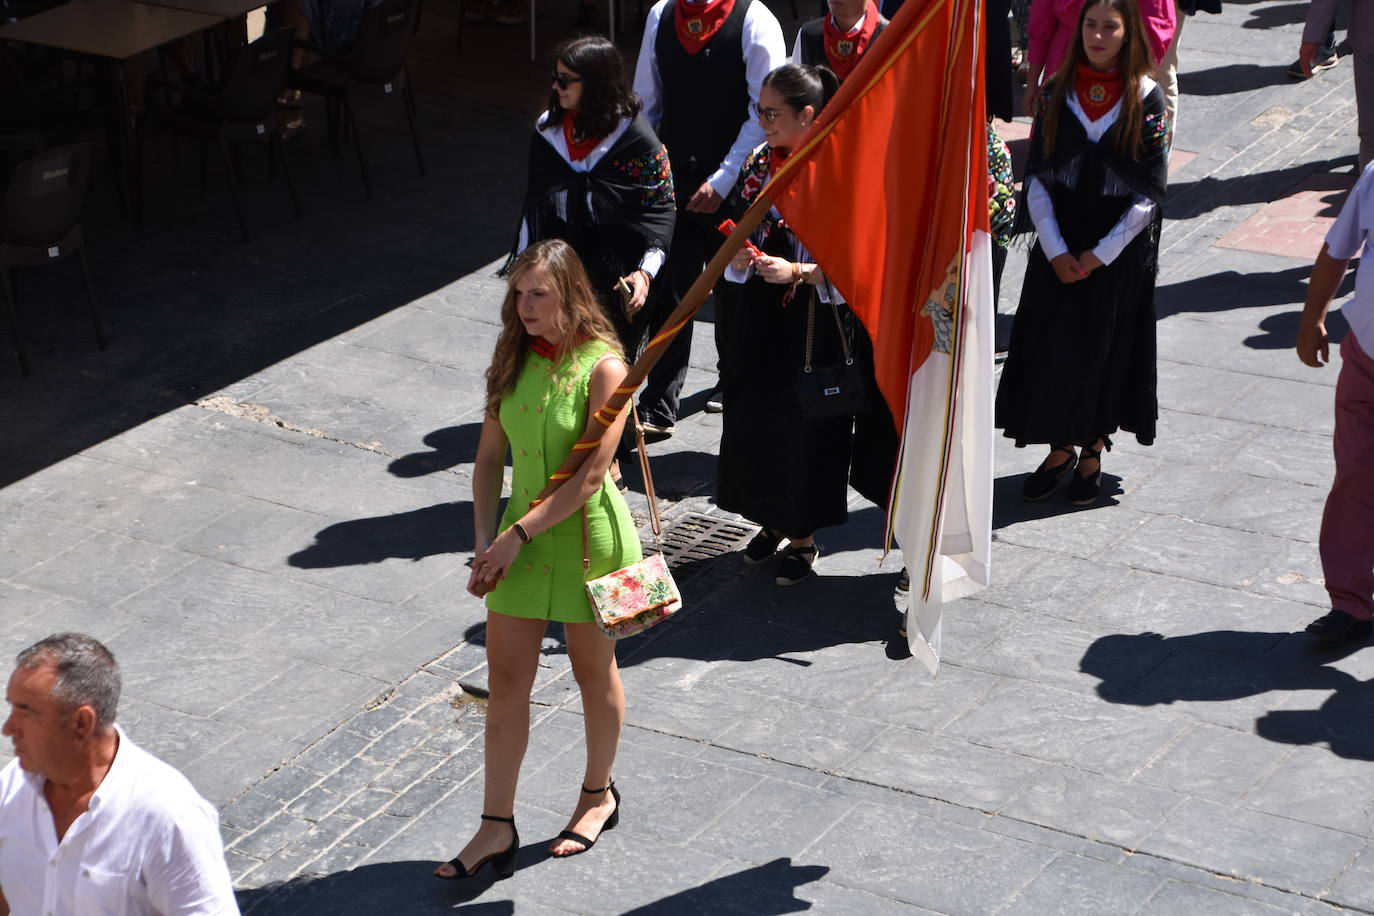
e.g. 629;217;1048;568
764;0;994;671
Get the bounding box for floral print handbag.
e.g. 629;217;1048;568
581;407;682;639
585;553;682;639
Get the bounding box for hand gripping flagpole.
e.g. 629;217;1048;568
527;192;778;508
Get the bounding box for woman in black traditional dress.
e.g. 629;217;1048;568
507;35;677;367
996;0;1168;505
718;63;898;587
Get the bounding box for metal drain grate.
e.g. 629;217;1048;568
651;512;756;570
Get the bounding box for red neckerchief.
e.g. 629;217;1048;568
530;337;558;359
822;1;880;80
1074;62;1123;122
767;147;790;179
562;113;600;162
674;0;737;55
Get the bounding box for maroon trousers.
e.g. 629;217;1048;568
1322;329;1374;620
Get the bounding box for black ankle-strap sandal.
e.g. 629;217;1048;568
435;814;519;881
552;781;621;858
1022;443;1077;502
1067;436;1112;506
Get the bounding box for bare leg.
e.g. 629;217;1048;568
433;611;545;878
548;621;624;856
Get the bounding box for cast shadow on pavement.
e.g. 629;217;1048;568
236;857;828;915
458;564;905;669
991;471;1124;529
1165;157;1354;220
1154;262;1355;323
1178;63;1292;97
289;502;475;568
1081;630;1374;760
621;858;830;915
389;423;485;478
1240;0;1322;30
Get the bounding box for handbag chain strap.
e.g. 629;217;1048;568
801;283;853;373
582;403;662;572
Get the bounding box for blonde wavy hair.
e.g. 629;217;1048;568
484;239;624;417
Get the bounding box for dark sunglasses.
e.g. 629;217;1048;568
551;72;584;90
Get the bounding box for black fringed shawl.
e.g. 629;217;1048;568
1017;82;1170;268
504;113;677;305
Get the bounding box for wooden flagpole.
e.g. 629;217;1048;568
529;191;778;506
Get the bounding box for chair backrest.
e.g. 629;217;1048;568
217;27;295;124
337;0;416;84
0;142;91;247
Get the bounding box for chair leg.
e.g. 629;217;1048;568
402;78;425;177
220;140;251;241
76;247;106;351
0;268;30;377
274;134;304;217
343;98;373;198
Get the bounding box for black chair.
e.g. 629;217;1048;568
289;0;425;199
0;143;104;378
153;27;303;241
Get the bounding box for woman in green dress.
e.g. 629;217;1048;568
434;239;639;881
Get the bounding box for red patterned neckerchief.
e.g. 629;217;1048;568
822;1;880;80
1074;62;1123;122
530;337;558;359
674;0;737;55
562;113;600;162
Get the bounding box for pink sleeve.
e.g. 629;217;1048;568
1139;0;1177;67
1027;0;1058;70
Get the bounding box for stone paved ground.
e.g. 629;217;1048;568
1;1;1372;913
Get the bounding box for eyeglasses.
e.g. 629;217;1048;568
551;72;583;90
754;103;786;123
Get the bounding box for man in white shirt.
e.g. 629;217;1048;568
632;0;785;430
0;633;238;916
1297;162;1374;644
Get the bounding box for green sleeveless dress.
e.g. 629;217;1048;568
487;339;642;623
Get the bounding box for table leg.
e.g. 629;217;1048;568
110;59;136;225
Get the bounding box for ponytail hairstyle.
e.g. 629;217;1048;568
1039;0;1155;160
761;63;841;122
484;240;623;417
542;35;641;140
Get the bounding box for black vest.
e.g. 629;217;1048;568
654;0;752;189
794;15;888;72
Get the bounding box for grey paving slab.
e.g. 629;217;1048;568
944;679;1189;780
1133;722;1292;805
11;530;199;606
1109;515;1296;594
1242;746;1374;835
840;727;1045;812
3;6;1371;912
1001;765;1187;852
1138;798;1364;897
1000;852;1166;916
1138;880;1308;916
804;800;1058;914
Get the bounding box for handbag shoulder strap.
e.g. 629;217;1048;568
802;285;853;371
582;403;663;574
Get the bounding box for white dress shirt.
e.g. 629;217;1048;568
633;0;786;198
1027;77;1159;266
1325;160;1374;349
515;114;665;277
0;726;238;916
